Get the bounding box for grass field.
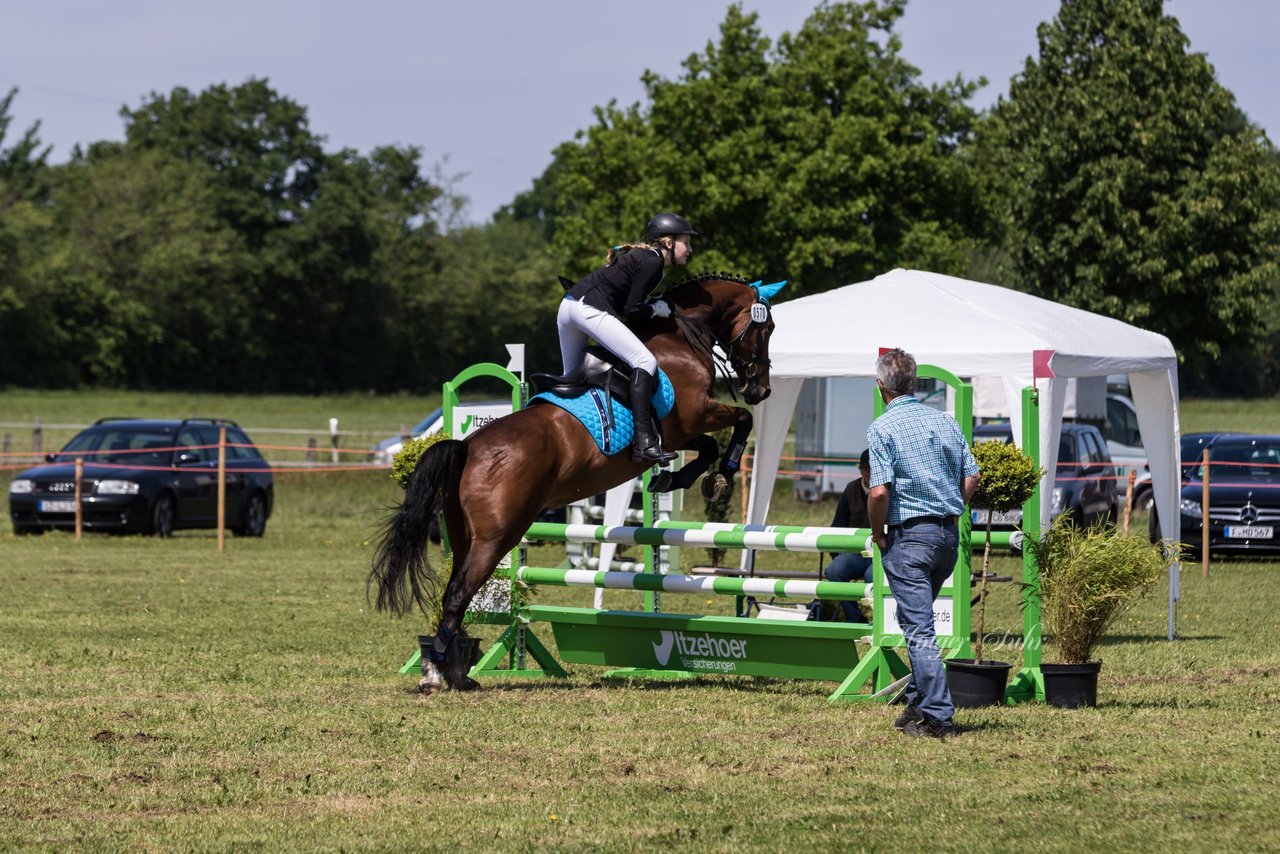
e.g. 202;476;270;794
3;392;1279;850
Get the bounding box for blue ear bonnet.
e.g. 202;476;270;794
749;280;788;305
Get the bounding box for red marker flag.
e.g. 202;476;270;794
1032;349;1056;387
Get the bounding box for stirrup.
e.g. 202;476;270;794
633;443;677;466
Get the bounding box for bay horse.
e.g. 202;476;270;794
369;274;779;692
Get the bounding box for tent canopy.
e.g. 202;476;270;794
746;269;1181;561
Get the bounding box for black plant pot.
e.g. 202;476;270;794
418;634;482;673
945;658;1012;707
1042;661;1102;708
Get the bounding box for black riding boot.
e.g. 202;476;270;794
630;369;676;465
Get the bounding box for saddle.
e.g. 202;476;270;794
530;349;638;405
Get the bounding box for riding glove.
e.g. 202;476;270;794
650;299;672;319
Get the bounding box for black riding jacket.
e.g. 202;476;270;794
569;249;664;322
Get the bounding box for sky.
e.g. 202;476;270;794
4;1;1277;224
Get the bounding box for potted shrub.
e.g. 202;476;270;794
946;439;1041;706
1024;517;1174;707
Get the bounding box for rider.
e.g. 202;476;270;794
557;212;697;465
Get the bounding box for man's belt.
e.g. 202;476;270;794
889;515;958;531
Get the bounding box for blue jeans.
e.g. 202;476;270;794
882;520;959;726
825;553;872;623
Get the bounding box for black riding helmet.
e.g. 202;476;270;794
644;212;699;243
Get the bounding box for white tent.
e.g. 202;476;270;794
745;269;1182;634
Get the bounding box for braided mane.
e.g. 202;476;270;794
662;272;756;295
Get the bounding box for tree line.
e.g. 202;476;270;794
2;0;1277;396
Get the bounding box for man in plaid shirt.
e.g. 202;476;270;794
866;348;981;738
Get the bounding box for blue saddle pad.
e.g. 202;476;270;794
530;370;675;456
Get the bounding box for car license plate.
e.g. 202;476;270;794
973;509;1021;525
1225;525;1273;539
39;499;78;513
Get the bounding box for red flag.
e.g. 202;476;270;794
1033;349;1056;380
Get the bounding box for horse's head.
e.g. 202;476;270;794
661;275;784;405
722;280;780;405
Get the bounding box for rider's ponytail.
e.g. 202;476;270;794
604;242;653;266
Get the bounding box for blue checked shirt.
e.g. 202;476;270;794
866;395;979;526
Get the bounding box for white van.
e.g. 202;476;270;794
1105;392;1150;510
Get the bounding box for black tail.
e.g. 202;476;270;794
368;439;467;616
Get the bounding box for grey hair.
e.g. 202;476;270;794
876;348;917;396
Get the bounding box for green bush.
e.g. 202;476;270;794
970;440;1041;512
391;432;451;490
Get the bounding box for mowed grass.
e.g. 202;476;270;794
2;392;1280;850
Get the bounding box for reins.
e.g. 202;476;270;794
673;313;742;402
662;274;773;403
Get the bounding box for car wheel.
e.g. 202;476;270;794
234;492;268;537
12;524;44;536
150;493;176;538
1133;487;1154;513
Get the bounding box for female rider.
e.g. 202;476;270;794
557;212;697;465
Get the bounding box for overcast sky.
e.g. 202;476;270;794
4;1;1276;223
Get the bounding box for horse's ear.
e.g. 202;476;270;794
557;276;575;292
753;279;788;303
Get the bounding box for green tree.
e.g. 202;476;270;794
401;217;563;389
0;87;51;202
0;88;57;386
985;0;1280;385
41;148;251;387
108;79;452;392
508;1;993;292
120;79;325;249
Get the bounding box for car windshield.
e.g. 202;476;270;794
1207;441;1280;482
56;427;174;466
973;428;1077;466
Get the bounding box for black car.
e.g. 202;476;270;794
971;421;1117;530
8;418;273;537
1153;433;1280;556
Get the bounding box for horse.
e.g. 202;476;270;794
368;274;780;692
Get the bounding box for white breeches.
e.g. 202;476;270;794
557;297;657;376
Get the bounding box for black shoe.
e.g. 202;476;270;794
901;717;958;739
629;369;676;465
894;704;924;730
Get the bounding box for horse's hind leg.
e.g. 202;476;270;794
422;539;517;693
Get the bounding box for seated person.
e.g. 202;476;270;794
825;449;873;623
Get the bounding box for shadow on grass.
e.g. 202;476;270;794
458;673;847;699
1095;633;1226;645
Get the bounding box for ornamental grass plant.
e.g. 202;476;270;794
1026;516;1175;664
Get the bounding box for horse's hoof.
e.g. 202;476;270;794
702;473;729;502
418;660;445;694
648;471;673;493
451;676;482;692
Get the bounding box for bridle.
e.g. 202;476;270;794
671;283;777;400
722;299;772;381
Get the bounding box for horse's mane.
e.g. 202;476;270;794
662;272;756;296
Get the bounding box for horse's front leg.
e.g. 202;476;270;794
698;403;753;501
649;434;718;493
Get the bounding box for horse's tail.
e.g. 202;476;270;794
368;439;467;617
